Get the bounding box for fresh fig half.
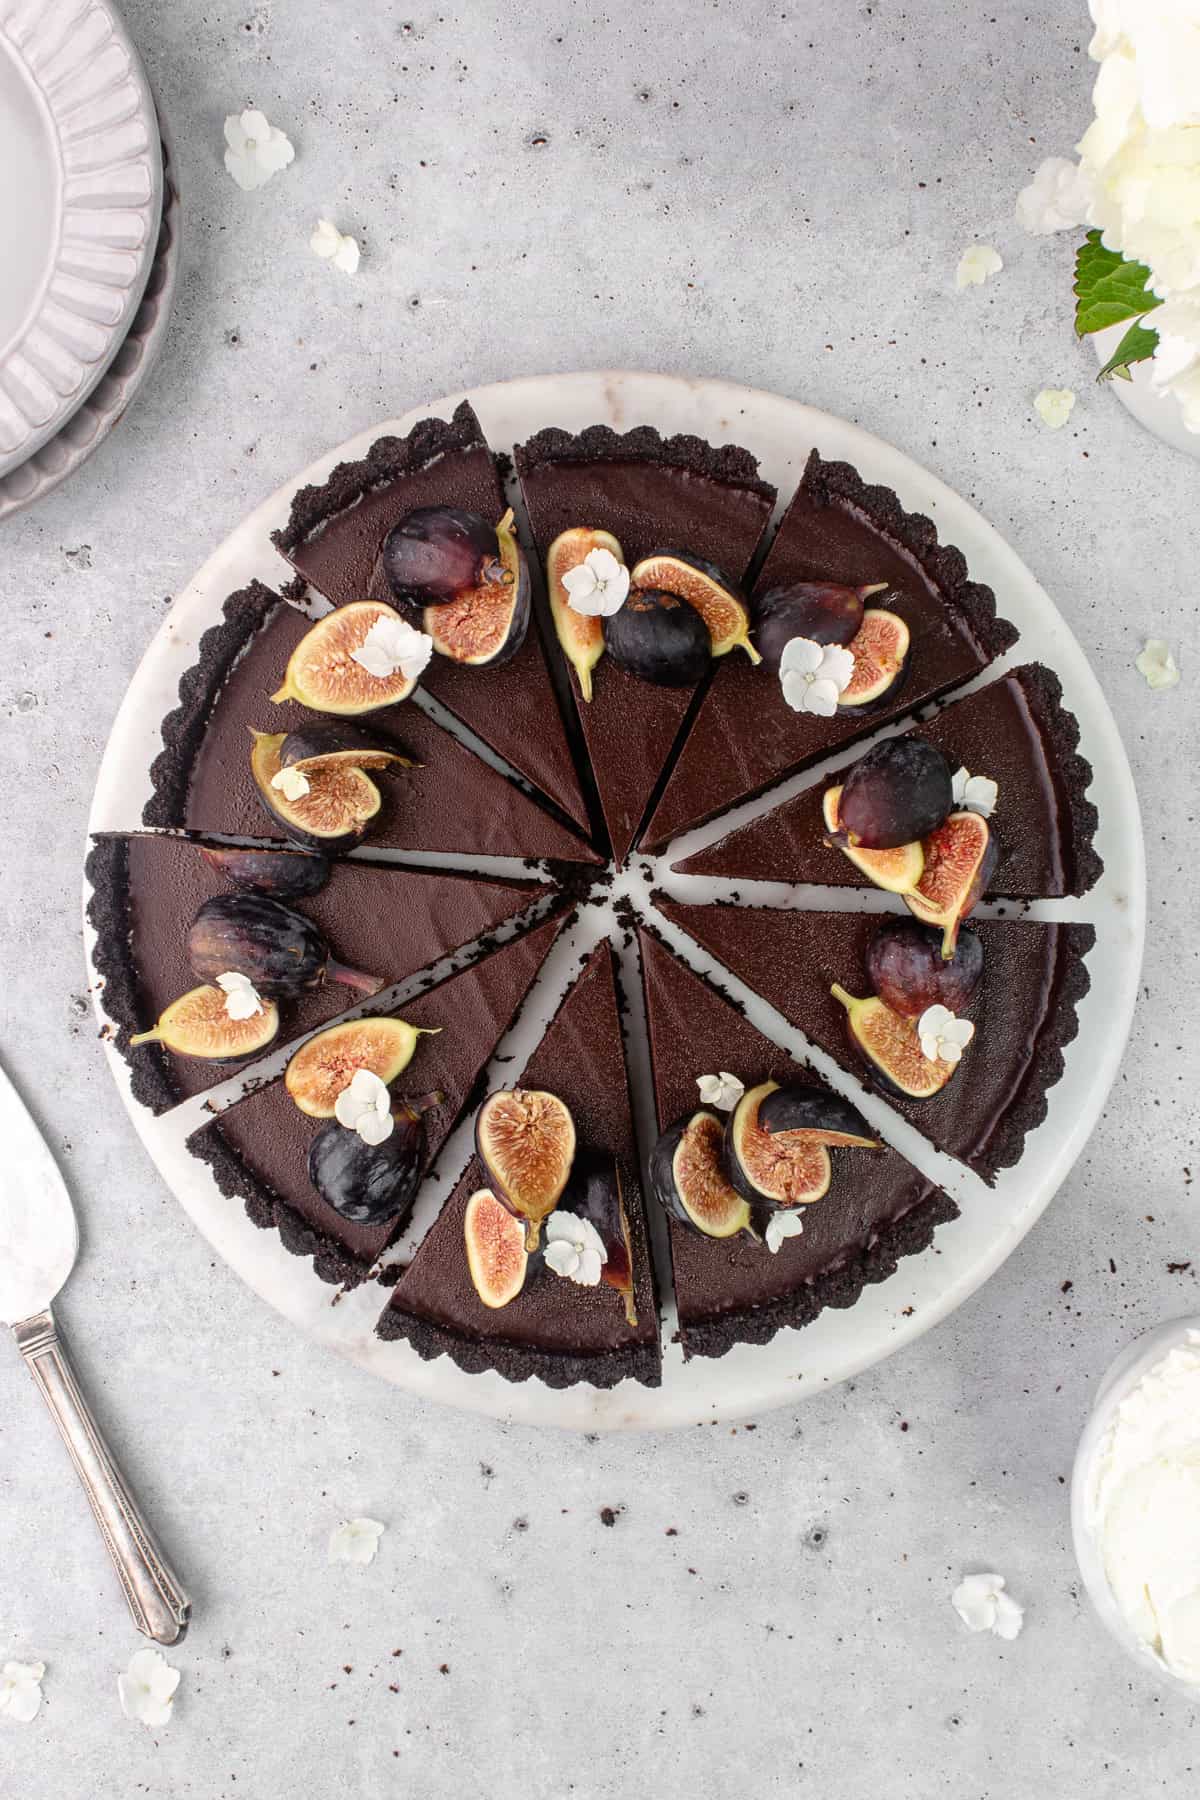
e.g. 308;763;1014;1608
475;1089;576;1248
753;581;887;672
464;1186;535;1309
904;812;997;958
562;1150;637;1325
838;737;954;850
648;1109;752;1240
129;984;280;1060
280;721;415;776
308;1095;439;1226
423;510;530;667
866;918;983;1017
830;986;956;1100
822;786;924;894
603;589;710;687
284;1016;436;1118
270;602;420;713
630;550;759;663
187;893;384;1001
724;1080;832;1210
200;843;331;899
757;1082;877;1149
545;526;623;702
250;731;383;853
839;609;910;709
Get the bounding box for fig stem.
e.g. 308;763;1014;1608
269;680;296;704
129;1027;162;1047
327;960;387;996
401;1089;444;1119
829;984;859;1015
859;582;890;598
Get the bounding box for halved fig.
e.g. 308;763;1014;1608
563;1150;637;1324
839;609;910;709
830;986;956;1100
284;1016;435;1118
724;1081;832;1210
838;737;954;850
603;589;710;687
631;550;759;663
200;844;331;899
187;893;384;1000
308;1097;437;1226
648;1109;751;1240
758;1082;877;1148
422;509;530;667
280;721;415;776
545;526;623;702
866;918;984;1017
753;580;888;672
129;984;279;1060
823;786;924;894
904;812;997;958
475;1088;576;1248
270;602;420;713
250;731;383;853
464;1186;533;1309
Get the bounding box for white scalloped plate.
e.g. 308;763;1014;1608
0;0;162;478
84;373;1145;1431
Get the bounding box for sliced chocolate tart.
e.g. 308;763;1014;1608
378;941;661;1389
144;581;600;865
187;909;570;1288
640;450;1019;850
656;898;1094;1186
272;402;591;838
676;665;1102;898
86;832;551;1114
515;424;776;864
638;930;955;1360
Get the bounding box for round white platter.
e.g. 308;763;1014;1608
0;0;162;479
84;372;1145;1431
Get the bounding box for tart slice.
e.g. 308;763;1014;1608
86;832;553;1114
655;897;1094;1186
640;449;1019;850
378;941;661;1389
638;930;955;1360
186;909;570;1289
144;581;600;865
515;424;776;863
675;665;1102;897
272;402;592;838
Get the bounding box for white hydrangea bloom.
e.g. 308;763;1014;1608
311;218;361;275
118;1648;180;1728
223;109;294;191
765;1211;804;1254
952;1572;1025;1641
333;1069;393;1145
351;612;432;680
216;971;264;1021
543;1212;607;1286
1135;638;1181;689
0;1660;44;1724
779;637;855;717
918;1005;975;1066
950;767;999;818
561;548;630;617
329;1518;386;1565
1033;388;1077;429
696;1072;744;1111
271;764;310;802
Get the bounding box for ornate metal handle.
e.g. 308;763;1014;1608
13;1308;190;1644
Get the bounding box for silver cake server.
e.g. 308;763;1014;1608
0;1060;189;1644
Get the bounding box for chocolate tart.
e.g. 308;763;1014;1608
676;665;1102;897
656;898;1094;1186
638;930;955;1359
515;424;776;864
378;941;661;1389
640;449;1019;850
144;581;601;865
186;909;570;1288
85;832;551;1114
272;402;591;838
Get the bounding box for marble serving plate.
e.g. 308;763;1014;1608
83;372;1145;1431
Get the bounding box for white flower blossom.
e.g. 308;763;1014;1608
1135;637;1181;689
543;1211;607;1286
918;1004;975;1066
223;109;294;192
955;244;1003;290
561;548;630;617
216;971;264;1021
118;1647;180;1728
779;636;855;717
271;764;310;802
1034;388;1077;429
696;1072;745;1111
0;1660;44;1724
333;1068;393;1145
765;1211;804;1254
311;218;361;275
952;1572;1025;1641
351;611;432;681
328;1518;386;1566
1016;156;1093;235
950;767;999;818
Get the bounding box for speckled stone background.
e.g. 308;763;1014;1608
1;1;1197;1793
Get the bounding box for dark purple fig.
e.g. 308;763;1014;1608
866;918;984;1017
603;589;710;687
838;737;954;850
648;1109;751;1239
757;1082;877;1148
561;1150;637;1324
308;1097;435;1226
422;510;530;668
754;581;887;671
724;1081;831;1210
631;550;758;661
200;844;331;899
186;893;385;1001
382;505;509;606
250;731;383;854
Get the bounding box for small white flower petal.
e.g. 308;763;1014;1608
992;1590;1025;1640
952;1573;1001;1633
119;1647;180;1727
779;635;824;678
819;643;856;694
919;1005;954;1037
1136;639;1181;691
587;548;622;584
543;1211;607;1284
1016;156;1091;236
765;1211;805;1254
573;1247;604;1287
0;1660;45;1724
561;563;598;599
919;1032;942;1064
350;614;432;681
938;1038;964;1066
802;678;841;718
951;766;969;805
1033;388;1076;430
271;764;310;801
332;234;361;275
328;1518;385;1566
948;1017;976;1049
955;244;1003;290
223;109;294;191
964;775;999;818
310;218;342;260
696;1072;744;1111
544;1240;581;1279
355;1107;394;1146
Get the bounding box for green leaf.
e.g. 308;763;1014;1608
1074;231;1163;336
1096;317;1160;382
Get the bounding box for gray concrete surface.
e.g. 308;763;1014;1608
2;2;1198;1794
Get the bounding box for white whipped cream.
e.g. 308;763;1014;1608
1088;1328;1200;1685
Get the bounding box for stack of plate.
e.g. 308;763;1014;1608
0;0;179;519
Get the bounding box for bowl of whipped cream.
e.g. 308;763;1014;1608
1072;1318;1200;1695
